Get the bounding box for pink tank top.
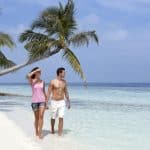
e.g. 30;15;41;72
31;81;45;103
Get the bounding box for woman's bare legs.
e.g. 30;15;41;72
38;106;45;138
33;111;39;136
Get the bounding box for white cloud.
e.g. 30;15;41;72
15;0;64;7
96;0;150;13
0;24;27;42
78;14;101;31
83;14;100;25
78;13;128;42
7;24;27;35
103;29;128;42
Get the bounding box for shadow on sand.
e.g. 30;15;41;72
42;129;72;138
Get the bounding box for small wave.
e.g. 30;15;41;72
72;99;150;112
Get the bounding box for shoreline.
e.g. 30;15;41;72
1;82;150;87
0;112;41;150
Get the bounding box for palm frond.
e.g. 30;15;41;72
19;30;49;43
42;7;60;18
30;1;77;40
20;30;60;59
26;39;61;59
59;2;64;13
86;30;99;43
31;15;59;36
0;51;16;69
0;32;15;48
31;9;63;37
69;31;99;47
64;0;75;18
31;18;49;31
62;47;86;82
62;0;77;39
27;41;49;59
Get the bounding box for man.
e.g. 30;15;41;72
47;67;71;136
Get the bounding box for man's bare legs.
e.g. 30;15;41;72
38;107;45;139
58;118;63;136
33;111;39;136
51;118;55;134
51;118;63;136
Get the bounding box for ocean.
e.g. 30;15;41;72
0;83;150;150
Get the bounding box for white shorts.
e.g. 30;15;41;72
50;100;66;119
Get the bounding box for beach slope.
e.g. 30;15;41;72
0;112;41;150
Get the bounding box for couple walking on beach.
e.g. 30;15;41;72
27;67;71;139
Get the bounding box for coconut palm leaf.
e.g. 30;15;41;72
62;47;86;81
0;32;14;48
25;41;49;59
63;0;77;39
31;7;61;37
0;32;15;68
31;15;59;36
64;0;75;17
19;30;50;43
41;6;60;18
19;28;63;60
69;31;99;47
26;40;61;59
0;51;16;69
31;1;77;40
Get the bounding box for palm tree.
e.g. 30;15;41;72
0;32;16;68
0;0;99;82
0;8;15;71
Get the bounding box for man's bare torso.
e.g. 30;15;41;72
51;79;66;100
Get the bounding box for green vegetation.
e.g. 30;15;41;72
0;0;99;82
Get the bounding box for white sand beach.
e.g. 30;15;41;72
0;112;41;150
1;84;150;150
0;109;85;150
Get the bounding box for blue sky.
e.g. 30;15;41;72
0;0;150;83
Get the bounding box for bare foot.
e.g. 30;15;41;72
38;133;43;139
35;132;39;137
58;132;63;136
51;130;55;134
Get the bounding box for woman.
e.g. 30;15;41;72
27;67;48;139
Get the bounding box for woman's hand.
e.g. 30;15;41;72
45;101;49;110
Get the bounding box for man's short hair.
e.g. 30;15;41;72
56;67;65;76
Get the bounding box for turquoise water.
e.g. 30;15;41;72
0;84;150;150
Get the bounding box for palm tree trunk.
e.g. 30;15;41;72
0;62;28;76
0;47;61;76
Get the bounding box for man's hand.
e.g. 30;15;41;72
45;101;49;110
67;100;71;109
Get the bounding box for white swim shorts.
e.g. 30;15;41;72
50;100;66;119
